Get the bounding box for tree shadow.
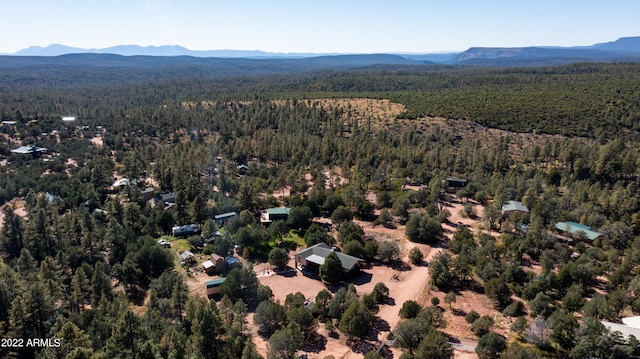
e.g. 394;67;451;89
372;317;391;334
347;337;377;355
127;286;147;306
303;332;327;353
275;268;297;277
349;271;373;285
390;260;411;272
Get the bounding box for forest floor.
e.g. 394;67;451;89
0;199;28;229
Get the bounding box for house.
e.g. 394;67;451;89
555;221;600;241
237;164;249;175
205;278;226;296
294;243;363;276
172;224;200;237
501;200;529;215
112;178;131;188
45;192;61;203
203;253;226;274
214;212;238;226
11;145;48;156
602;316;640;340
141;187;155;202
2;121;16;126
62;116;76;122
225;256;243;270
149;192;176;210
180;250;196;265
261;207;291;223
445;177;467;193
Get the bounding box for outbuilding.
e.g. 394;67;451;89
205;278;226;296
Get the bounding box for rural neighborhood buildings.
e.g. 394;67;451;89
445;177;468;193
602;316;640;340
149;192;177;210
11;145;48;156
501;200;529;215
555;221;601;241
261;207;291;223
236;164;249;175
179;250;196;265
205;278;226;296
214;212;238;226
294;243;363;276
202;253;226;275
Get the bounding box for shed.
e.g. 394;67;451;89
180;250;196;265
205;278;226;296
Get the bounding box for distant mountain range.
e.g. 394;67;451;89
5;36;640;67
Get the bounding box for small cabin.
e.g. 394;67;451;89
445;177;468;193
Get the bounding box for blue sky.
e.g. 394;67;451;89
3;0;639;54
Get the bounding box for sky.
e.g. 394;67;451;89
2;0;639;54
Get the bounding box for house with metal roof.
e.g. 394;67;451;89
237;164;249;175
501;200;529;214
11;145;48;155
214;211;238;226
602;317;640;340
179;250;196;265
294;243;363;276
555;221;601;241
261;207;291;223
445;177;467;193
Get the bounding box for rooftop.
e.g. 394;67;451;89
214;212;238;220
501;200;529;213
555;221;600;241
11;145;48;154
268;207;291;215
296;243;363;272
205;278;226;287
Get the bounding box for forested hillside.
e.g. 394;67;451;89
2;58;640;358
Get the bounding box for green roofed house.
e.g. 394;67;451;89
294;243;363;277
555;221;601;241
205;278;226;296
261;207;291;223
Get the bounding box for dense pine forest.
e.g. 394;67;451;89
2;57;640;359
